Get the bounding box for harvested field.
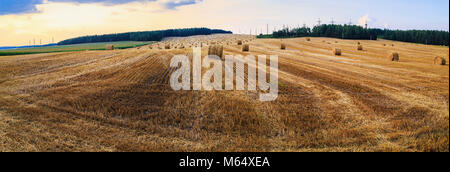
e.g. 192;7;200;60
0;35;448;152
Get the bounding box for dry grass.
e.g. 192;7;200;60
0;35;448;152
435;56;446;65
242;44;250;52
389;52;400;62
281;43;286;50
106;45;115;50
208;45;224;59
333;48;342;56
357;45;363;51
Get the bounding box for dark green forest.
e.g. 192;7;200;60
379;29;449;46
259;24;449;46
58;28;232;45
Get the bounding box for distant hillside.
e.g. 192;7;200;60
58;28;232;45
0;44;57;50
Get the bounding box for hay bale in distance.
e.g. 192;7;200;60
165;44;171;49
434;56;446;65
106;45;115;50
306;38;311;41
388;52;399;61
280;43;286;50
208;45;224;60
333;48;341;56
357;45;363;51
237;40;243;45
242;44;250;52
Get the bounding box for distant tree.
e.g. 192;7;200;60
58;28;232;45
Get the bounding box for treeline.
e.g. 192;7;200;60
58;28;232;45
260;24;449;46
270;25;377;40
379;29;449;46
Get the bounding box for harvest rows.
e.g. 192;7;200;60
0;34;448;151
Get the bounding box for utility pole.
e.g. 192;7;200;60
331;18;335;25
317;18;321;26
348;18;352;25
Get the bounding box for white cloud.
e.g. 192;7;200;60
358;14;370;27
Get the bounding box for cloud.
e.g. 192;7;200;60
0;0;214;46
358;14;370;27
0;0;43;15
161;0;202;9
0;0;202;15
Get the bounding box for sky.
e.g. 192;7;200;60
0;0;448;46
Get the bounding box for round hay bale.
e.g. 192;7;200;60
388;52;399;61
335;41;338;43
391;44;395;47
106;44;115;50
357;42;361;45
383;44;386;46
208;45;224;60
434;56;446;65
242;44;250;52
357;45;363;51
306;38;311;41
237;40;243;45
165;44;171;49
332;48;341;56
280;43;286;50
